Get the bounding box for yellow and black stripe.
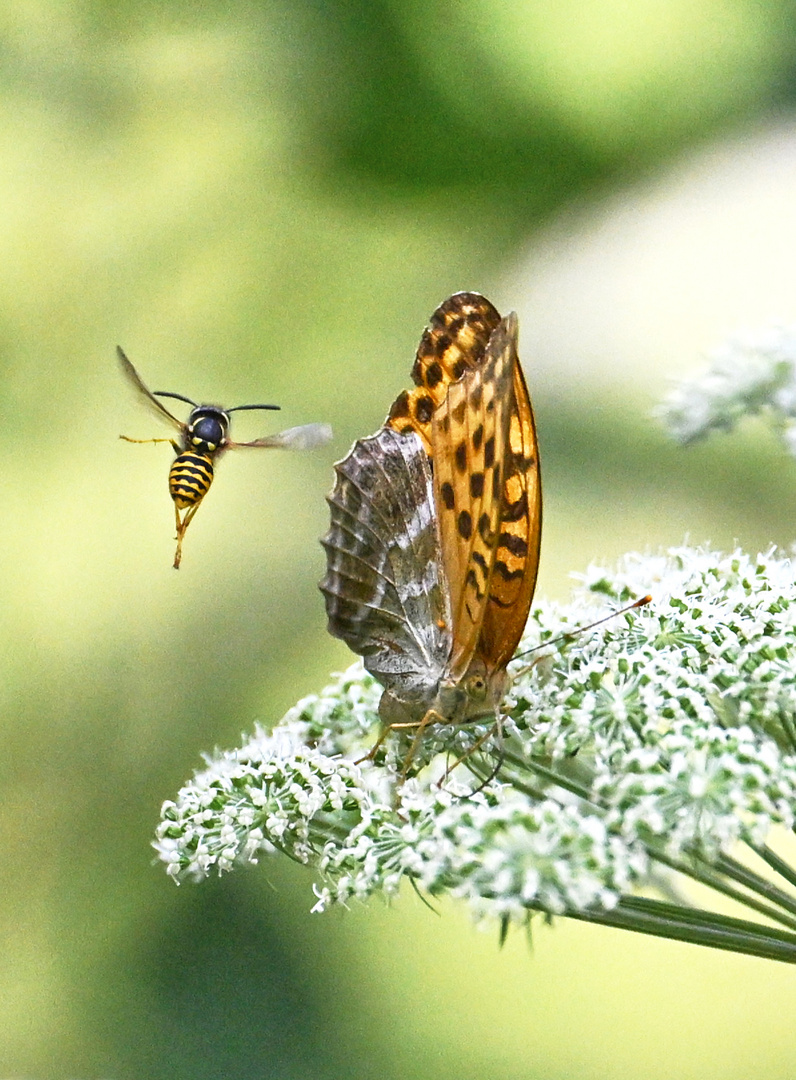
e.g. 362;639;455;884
169;451;214;509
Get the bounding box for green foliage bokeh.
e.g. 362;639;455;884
4;1;796;1077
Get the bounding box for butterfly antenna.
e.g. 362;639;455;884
514;594;651;664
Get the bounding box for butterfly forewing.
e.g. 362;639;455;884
478;338;541;671
386;293;501;454
432;316;517;678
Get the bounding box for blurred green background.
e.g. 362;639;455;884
4;1;796;1077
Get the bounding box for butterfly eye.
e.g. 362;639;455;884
468;674;487;699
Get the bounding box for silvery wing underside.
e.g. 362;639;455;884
320;426;451;702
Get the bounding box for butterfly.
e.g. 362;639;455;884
320;292;541;775
119;348;331;568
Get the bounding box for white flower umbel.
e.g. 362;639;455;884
155;546;796;962
657;325;796;449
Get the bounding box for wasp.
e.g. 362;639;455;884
118;346;331;569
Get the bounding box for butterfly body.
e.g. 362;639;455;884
321;293;541;770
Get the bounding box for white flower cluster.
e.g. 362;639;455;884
154;546;796;947
510;549;796;855
657;325;796;449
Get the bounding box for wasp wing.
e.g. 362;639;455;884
117;346;184;432
229;423;332;450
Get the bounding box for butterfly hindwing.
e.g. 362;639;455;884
321;427;451;699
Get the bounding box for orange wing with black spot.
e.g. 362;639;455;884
430;312;540;678
477;337;541;672
386;293;501;454
385;293;541;682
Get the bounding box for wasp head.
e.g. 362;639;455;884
187;406;229;454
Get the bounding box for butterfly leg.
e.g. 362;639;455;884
399;709;446;784
354;719;425;766
439;712;505;792
354;711;446;780
353;725;392;765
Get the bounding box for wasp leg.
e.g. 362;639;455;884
120;436;181;451
172;500;203;570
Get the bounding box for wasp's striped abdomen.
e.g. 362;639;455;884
169;451;214;509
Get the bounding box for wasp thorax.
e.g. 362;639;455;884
188;409;228;454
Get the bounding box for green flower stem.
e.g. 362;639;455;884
650;849;796;932
776;712;796;754
486;754;796;932
755;843;796;890
490;752;597;802
494;751;796;932
555;896;796;964
713;851;796;920
493;752;796;933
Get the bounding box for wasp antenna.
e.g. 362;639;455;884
226;403;282;413
154;390;199;408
